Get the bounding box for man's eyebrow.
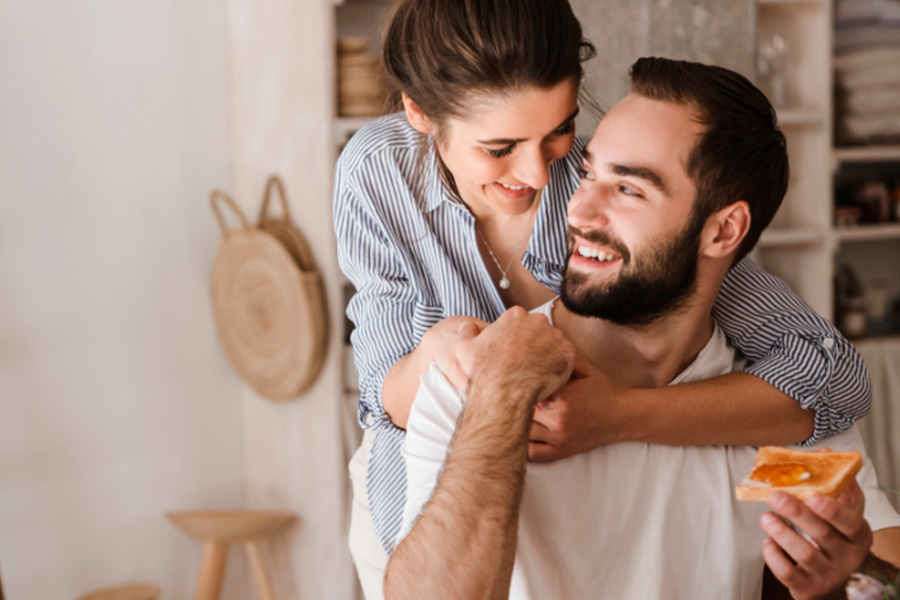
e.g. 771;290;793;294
609;163;669;195
580;148;668;194
477;107;580;145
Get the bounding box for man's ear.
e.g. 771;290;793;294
700;201;751;259
402;93;435;134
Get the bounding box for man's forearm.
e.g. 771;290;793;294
385;381;537;600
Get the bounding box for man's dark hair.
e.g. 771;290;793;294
629;57;790;262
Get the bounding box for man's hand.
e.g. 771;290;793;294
456;306;576;407
528;355;629;462
761;479;873;600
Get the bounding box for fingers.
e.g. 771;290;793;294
762;537;815;597
456;321;482;339
760;510;831;575
529;419;550;443
528;440;561;462
762;490;874;598
767;490;870;550
809;491;869;546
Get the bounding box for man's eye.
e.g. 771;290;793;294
618;185;641;197
576;166;596;181
486;146;513;158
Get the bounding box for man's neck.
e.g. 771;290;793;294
552;269;724;389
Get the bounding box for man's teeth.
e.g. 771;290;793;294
499;182;530;191
577;245;617;262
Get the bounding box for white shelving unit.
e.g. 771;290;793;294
754;0;835;318
755;0;900;332
754;0;900;337
834;145;900;163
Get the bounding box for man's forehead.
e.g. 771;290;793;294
582;97;702;194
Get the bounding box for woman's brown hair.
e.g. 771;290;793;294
382;0;596;129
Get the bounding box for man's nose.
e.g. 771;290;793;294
568;184;609;231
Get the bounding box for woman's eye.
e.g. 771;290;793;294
552;121;575;137
486;146;513;158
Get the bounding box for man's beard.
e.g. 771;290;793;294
560;214;704;327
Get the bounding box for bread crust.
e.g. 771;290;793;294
735;446;863;502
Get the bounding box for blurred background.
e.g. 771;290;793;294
1;0;898;598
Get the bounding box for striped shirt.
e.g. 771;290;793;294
333;112;872;553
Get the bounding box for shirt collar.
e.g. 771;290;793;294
422;140;466;213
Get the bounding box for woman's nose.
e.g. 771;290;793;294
512;146;554;190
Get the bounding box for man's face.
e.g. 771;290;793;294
560;94;707;326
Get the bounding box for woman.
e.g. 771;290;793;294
333;0;870;595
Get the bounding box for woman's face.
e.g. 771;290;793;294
419;79;579;219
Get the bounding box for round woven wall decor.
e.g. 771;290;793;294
209;184;327;400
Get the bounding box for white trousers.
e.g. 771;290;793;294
348;429;389;600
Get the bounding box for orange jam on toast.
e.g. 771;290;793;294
749;463;810;487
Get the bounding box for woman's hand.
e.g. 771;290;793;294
422;316;489;393
383;315;489;429
528;354;631;462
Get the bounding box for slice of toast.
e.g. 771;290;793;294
735;446;863;502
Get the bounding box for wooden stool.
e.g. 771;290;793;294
166;510;295;600
76;583;160;600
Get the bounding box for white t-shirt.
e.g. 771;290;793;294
399;299;900;599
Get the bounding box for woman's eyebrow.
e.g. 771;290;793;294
477;107;580;145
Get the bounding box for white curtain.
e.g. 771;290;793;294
856;338;900;510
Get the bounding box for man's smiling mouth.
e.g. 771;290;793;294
576;244;619;262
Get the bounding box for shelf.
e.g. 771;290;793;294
758;0;824;7
758;227;824;247
835;223;900;243
776;107;825;127
834;145;900;164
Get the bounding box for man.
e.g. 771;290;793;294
384;58;900;599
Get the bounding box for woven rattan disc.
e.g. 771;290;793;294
210;185;327;400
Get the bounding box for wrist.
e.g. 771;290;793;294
616;387;651;443
861;551;900;582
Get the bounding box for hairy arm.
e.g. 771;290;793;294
385;308;575;599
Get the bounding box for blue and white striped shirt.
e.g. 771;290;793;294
333;112;871;553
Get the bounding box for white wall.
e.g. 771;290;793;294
0;1;245;598
226;0;358;597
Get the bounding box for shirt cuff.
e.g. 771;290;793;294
741;331;854;445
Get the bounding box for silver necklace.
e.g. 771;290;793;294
476;203;538;290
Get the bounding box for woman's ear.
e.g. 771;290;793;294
701;201;751;259
402;93;435;134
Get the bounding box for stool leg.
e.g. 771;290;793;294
194;541;229;600
244;540;277;600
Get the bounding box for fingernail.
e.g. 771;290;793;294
761;512;778;528
768;492;787;509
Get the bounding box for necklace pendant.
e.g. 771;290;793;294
499;276;511;290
